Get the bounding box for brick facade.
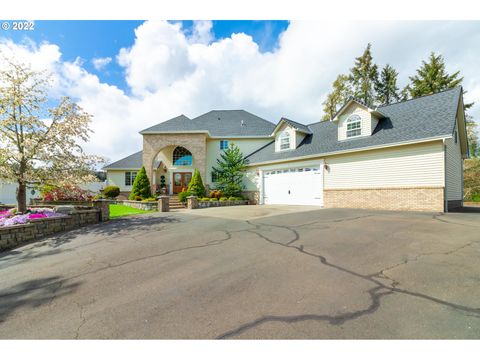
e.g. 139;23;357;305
142;133;207;188
323;187;444;212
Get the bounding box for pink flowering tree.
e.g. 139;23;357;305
0;57;104;212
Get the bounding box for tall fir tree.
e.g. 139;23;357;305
321;74;353;120
349;43;379;106
375;64;401;105
212;144;247;197
407;52;463;98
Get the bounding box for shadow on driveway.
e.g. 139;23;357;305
0;276;82;323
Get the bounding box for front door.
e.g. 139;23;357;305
172;172;192;194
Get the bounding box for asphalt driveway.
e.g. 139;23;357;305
0;205;479;339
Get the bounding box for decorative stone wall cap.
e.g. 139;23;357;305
158;196;170;199
54;205;76;214
186;196;198;199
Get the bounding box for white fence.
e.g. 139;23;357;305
0;181;106;205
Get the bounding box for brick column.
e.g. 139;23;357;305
158;196;170;212
186;196;198;209
93;200;110;221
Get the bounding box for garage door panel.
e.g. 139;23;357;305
263;166;323;206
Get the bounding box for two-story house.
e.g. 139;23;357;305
104;87;468;212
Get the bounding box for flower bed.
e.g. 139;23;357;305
0;207;102;251
0;208;65;227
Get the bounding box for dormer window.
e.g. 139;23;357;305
346;115;362;138
279;131;291;150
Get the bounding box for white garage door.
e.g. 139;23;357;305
263;165;323;206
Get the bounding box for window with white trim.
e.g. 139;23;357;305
279;131;291;150
346;114;362;138
125;171;137;186
220;140;229;150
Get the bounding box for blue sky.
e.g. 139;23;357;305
0;20;478;160
4;20;289;91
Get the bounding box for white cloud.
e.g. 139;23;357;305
92;56;112;70
2;20;480;163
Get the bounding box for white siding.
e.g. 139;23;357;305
324;141;445;189
107;170;136;192
445;121;463;201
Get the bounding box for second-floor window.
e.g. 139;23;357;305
279;131;291;150
220;140;229;150
125;171;137;186
346;115;362;138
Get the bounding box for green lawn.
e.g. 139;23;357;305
109;204;153;218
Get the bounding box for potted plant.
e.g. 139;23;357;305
160;175;167;195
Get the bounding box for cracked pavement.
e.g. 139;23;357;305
0;205;479;339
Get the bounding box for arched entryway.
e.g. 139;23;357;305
150;145;196;195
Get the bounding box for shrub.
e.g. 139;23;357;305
93;194;106;200
134;195;142;201
209;189;223;199
219;197;228;201
129;166;152;200
42;184;93;202
200;197;210;201
102;185;120;199
186;169;206;197
142;197;157;202
209;198;217;202
178;190;192;203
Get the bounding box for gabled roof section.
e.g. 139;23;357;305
246;87;463;165
103;150;143;170
140;115;196;134
140;110;275;137
331;97;386;122
272;117;313;135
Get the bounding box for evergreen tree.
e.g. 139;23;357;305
349;43;379;106
186;169;206;197
375;64;400;105
129;166;152;200
321;74;353;120
407;52;463;98
212;144;247;197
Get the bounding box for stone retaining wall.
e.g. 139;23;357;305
109;200;159;211
186;196;249;209
0;209;101;251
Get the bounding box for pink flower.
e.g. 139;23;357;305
28;213;47;219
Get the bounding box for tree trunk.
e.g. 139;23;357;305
17;181;27;213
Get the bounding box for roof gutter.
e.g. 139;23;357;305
246;135;451;167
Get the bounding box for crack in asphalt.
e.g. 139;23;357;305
215;219;480;339
74;301;87;339
217;286;393;339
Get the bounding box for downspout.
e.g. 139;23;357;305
443;139;448;213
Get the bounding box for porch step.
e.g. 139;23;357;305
168;196;185;209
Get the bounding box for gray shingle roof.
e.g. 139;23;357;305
103;150;143;170
140;110;275;137
279;117;313;134
245;87;462;164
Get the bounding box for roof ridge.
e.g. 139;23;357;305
378;86;462;108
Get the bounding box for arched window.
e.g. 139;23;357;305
279;131;291;150
173;146;192;166
346;115;362;138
